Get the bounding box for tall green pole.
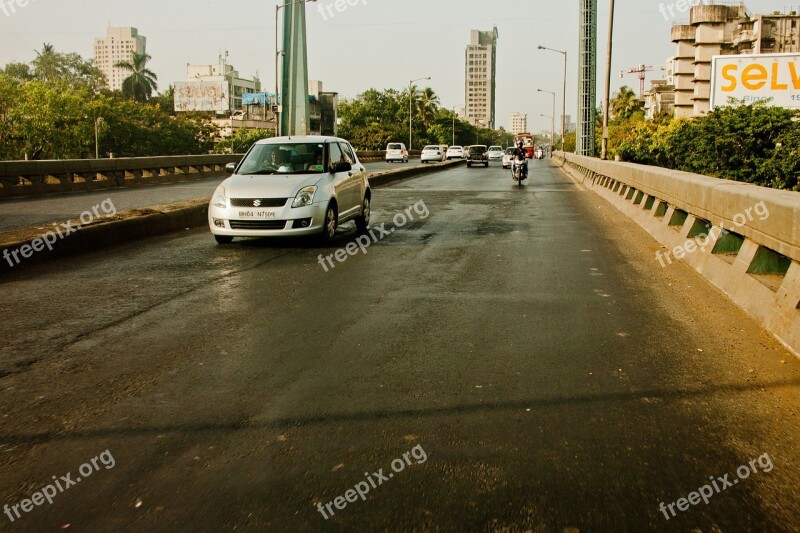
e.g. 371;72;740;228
280;0;310;136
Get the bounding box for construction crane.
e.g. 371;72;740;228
619;65;664;99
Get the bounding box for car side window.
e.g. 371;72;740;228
328;142;343;170
339;142;357;165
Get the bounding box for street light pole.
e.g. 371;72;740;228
94;117;104;159
409;76;430;152
538;89;556;156
275;0;317;138
602;0;616;160
538;45;568;153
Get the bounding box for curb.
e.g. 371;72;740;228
0;161;461;275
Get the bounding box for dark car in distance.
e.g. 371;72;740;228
466;145;489;168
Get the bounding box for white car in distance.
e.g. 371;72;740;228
421;145;445;163
446;146;465;160
487;146;504;162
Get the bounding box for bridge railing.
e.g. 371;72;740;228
554;151;800;355
0;150;425;198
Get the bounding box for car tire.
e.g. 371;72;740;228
467;163;472;168
214;235;233;245
320;203;338;244
355;195;370;232
485;162;489;167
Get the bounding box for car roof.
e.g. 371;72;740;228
255;135;346;145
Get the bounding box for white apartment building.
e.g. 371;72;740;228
509;112;528;134
186;55;261;113
93;27;147;91
465;28;498;129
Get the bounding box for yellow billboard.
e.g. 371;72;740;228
710;53;800;111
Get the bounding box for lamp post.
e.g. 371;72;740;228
602;0;616;160
537;45;567;153
538;89;556;156
275;0;317;137
94;117;104;159
409;76;430;152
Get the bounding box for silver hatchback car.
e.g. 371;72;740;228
209;136;371;244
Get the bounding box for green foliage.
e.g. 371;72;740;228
214;128;274;154
612;102;800;191
115;52;158;103
337;87;513;151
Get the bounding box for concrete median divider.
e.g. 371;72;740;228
0;159;462;275
554;151;800;356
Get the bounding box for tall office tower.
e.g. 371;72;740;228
577;0;597;156
465;27;499;129
93;27;147;91
509;112;528;135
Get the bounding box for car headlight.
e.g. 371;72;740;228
292;185;317;208
212;186;227;208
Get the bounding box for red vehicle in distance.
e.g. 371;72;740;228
513;133;535;158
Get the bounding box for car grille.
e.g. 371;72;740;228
230;198;288;208
229;220;288;230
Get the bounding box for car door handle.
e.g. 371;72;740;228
348;172;353;177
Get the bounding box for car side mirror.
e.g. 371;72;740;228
225;162;237;173
332;161;352;173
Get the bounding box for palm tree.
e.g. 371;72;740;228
416;87;440;128
115;52;158;102
32;43;61;82
611;86;644;120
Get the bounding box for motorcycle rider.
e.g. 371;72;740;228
512;140;528;180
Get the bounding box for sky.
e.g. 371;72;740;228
0;0;796;133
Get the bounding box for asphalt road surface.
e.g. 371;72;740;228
1;160;799;531
0;160;416;233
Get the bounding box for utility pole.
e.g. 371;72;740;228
601;0;615;161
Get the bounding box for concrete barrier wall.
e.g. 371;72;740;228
0;155;244;199
0;150;423;198
554;151;800;356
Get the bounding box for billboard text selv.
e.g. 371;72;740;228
174;81;230;112
711;53;800;111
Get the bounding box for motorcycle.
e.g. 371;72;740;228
512;157;527;186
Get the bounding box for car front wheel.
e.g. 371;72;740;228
320;203;338;243
214;235;233;245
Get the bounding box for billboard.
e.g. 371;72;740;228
710;53;800;111
242;93;277;106
174;81;230;112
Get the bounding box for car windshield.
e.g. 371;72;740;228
489;146;502;151
506;148;515;154
388;144;402;150
450;146;462;150
424;146;439;151
470;147;486;153
237;143;327;175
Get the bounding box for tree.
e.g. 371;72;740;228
115;52;158;103
417;87;440;128
214;127;272;154
2;62;32;80
150;85;176;115
611;86;644;120
31;43;60;83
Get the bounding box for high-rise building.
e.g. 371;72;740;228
509;112;528;134
93;27;147;92
671;4;800;117
465;27;499;129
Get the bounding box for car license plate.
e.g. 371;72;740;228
238;210;276;219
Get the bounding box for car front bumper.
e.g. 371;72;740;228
208;201;327;237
